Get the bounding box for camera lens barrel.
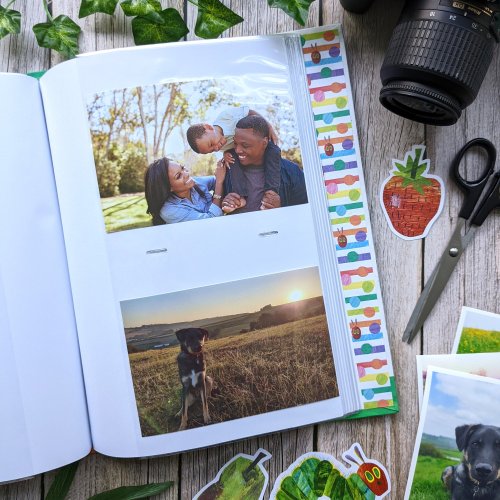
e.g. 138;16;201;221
380;0;499;125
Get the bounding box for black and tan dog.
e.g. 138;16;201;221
175;328;213;431
442;424;500;500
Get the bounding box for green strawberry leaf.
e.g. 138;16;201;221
88;481;173;499
267;0;315;26
194;0;243;39
416;164;427;175
414;183;424;195
131;8;188;45
394;162;406;173
0;5;21;40
79;0;119;17
402;177;412;188
120;0;162;22
33;15;81;58
419;177;432;187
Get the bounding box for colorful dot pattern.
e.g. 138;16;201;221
301;28;396;413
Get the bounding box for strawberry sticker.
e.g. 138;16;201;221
380;145;445;240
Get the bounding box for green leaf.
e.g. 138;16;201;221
88;482;174;500
267;0;315;26
0;5;21;40
45;461;80;500
132;8;188;45
402;177;412;188
120;0;162;22
33;15;81;58
394;162;406;173
79;0;119;18
194;0;243;39
414;183;424;195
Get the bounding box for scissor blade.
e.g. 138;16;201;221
402;220;467;343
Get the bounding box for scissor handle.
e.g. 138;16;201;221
471;171;500;226
451;138;497;219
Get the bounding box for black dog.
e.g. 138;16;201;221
442;424;500;499
175;328;213;431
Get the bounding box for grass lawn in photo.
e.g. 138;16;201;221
409;443;461;500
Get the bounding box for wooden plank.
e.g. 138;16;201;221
424;33;500;348
319;2;424;498
0;477;42;500
1;1;498;499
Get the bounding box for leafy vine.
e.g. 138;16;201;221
0;0;316;58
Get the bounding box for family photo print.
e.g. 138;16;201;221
86;75;306;233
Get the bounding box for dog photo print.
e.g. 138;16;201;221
121;266;338;436
416;353;500;409
405;367;500;500
86;75;304;234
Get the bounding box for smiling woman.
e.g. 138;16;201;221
144;157;233;225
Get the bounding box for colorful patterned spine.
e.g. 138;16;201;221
300;28;397;413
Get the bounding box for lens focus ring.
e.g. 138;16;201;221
382;18;495;105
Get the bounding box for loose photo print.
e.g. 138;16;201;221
406;367;500;500
121;266;338;436
416;353;500;409
86;76;305;233
452;307;500;354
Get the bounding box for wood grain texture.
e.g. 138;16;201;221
0;1;499;499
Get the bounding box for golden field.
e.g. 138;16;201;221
128;314;338;436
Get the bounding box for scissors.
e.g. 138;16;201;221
402;138;499;344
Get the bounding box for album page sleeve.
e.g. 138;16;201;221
39;37;348;458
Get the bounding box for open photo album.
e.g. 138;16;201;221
0;25;397;483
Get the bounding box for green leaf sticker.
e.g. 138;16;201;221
88;481;173;500
79;0;119;18
0;5;21;40
194;0;243;39
267;0;315;26
121;0;162;22
33;15;81;58
132;8;188;45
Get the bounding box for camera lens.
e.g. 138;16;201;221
380;0;499;125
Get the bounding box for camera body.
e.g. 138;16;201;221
340;0;500;125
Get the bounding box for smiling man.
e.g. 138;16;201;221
222;115;308;214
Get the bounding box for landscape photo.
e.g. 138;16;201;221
407;369;500;500
453;308;500;354
121;266;338;436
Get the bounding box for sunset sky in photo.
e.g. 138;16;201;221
121;266;322;328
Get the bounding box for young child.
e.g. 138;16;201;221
186;106;281;203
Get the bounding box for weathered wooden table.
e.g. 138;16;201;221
1;1;498;498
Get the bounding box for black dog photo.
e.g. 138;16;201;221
442;424;500;500
121;267;339;436
406;368;500;500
